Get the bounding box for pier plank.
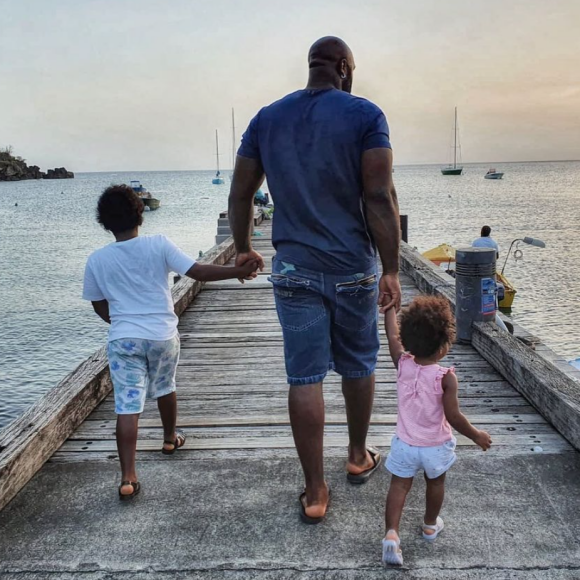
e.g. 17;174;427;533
73;223;566;460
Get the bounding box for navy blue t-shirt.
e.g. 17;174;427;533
238;88;391;274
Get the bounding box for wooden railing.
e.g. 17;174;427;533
400;242;580;451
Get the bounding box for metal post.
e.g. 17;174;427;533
400;214;408;243
455;247;496;343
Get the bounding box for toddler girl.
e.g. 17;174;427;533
382;296;492;566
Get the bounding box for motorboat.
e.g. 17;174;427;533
130;180;160;210
485;168;504;180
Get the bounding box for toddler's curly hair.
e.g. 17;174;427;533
399;296;456;358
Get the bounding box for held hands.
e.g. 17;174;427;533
235;250;264;283
378;272;402;313
473;429;493;451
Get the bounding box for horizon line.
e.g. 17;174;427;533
72;159;580;174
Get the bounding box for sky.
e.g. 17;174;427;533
1;0;579;171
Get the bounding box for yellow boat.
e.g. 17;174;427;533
422;244;517;309
496;272;517;308
422;244;456;266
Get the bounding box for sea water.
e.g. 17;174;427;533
0;162;578;428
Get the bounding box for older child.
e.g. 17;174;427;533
83;184;258;500
382;296;492;566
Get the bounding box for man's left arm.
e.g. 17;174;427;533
362;147;401;312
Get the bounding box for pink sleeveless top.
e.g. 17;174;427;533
396;353;454;447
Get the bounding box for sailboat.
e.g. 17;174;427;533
229;108;236;182
212;130;225;184
441;107;463;175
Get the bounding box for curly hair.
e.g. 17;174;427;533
399;296;456;358
97;184;144;233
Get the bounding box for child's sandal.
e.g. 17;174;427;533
422;516;444;541
382;531;404;567
162;429;186;455
118;481;141;500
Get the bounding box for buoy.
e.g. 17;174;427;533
15;203;18;207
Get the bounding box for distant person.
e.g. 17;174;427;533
473;225;499;257
229;36;401;523
382;297;492;567
82;185;258;500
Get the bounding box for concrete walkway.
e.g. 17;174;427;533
1;451;579;578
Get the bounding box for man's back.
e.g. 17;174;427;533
238;88;390;273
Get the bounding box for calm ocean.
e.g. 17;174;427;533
1;162;579;428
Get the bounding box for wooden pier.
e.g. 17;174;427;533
1;221;580;579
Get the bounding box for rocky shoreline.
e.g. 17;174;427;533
0;148;74;181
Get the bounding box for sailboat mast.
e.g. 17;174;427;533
215;130;220;173
231;108;236;170
453;107;457;169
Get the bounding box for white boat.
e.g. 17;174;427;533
212;130;225;185
485;168;504;180
441;107;463;175
129;180;160;210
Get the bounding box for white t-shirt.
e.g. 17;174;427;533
472;236;499;253
82;235;195;342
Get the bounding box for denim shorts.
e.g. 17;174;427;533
386;435;457;479
269;257;379;386
107;336;180;414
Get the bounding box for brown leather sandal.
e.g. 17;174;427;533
118;481;141;500
162;429;186;455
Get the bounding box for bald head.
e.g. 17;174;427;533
306;36;355;93
308;37;354;68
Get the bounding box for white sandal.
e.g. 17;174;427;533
382;530;404;566
422;516;444;541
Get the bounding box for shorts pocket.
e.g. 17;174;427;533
335;274;378;331
269;274;326;332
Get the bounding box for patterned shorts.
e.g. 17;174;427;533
107;336;180;415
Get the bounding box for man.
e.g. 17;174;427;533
228;36;401;523
473;225;499;257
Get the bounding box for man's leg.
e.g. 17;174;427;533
289;381;329;518
330;270;381;476
343;375;376;474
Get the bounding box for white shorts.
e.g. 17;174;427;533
386;435;457;479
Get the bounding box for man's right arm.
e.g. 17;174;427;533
228;155;266;274
362;147;401;311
